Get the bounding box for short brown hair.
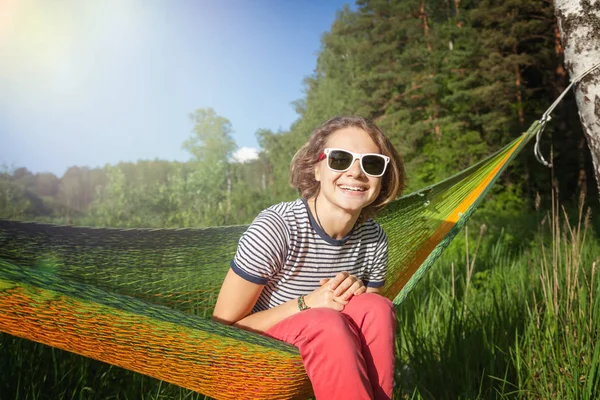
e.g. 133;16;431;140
290;116;405;221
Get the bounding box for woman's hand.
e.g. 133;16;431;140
303;272;366;311
303;284;345;311
320;272;366;303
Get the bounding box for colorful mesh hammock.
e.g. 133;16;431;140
0;121;541;399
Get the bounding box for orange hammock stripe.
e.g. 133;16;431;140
0;280;312;400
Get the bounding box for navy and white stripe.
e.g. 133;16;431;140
231;198;388;313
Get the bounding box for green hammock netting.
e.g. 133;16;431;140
0;121;540;399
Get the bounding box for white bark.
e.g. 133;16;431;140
553;0;600;198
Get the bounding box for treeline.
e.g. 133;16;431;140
1;110;278;227
2;0;597;228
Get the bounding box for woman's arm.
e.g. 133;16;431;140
212;269;264;325
212;269;300;333
212;268;346;334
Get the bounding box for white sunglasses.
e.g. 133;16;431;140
318;148;390;177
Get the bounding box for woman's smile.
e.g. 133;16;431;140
314;126;383;217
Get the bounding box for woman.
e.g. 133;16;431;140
213;116;405;399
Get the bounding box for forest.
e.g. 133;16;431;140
2;0;598;229
1;0;599;398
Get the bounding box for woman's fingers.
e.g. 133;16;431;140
327;289;348;307
329;272;366;301
307;272;366;309
328;271;349;292
332;295;349;305
354;285;367;296
331;273;354;296
305;284;347;310
342;280;365;300
333;274;363;298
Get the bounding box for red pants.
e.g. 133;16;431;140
264;293;396;400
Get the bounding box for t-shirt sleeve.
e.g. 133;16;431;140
364;227;388;288
230;209;289;285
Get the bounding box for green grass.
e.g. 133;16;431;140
393;196;599;399
1;198;598;399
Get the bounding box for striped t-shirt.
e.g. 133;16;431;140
231;198;388;313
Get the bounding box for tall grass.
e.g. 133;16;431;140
512;194;599;399
1;195;597;399
394;192;599;399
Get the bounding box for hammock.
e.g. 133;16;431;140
0;121;540;399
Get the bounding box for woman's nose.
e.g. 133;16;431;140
346;159;364;177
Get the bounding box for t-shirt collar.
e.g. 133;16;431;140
300;198;357;246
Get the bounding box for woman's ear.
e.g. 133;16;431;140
314;164;321;182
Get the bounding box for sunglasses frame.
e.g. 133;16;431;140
319;148;390;177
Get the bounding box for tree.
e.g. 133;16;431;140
256;128;299;201
553;0;600;198
34;172;60;198
58;166;102;222
181;108;237;226
0;166;30;219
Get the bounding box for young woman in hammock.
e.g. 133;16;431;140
213;116;405;400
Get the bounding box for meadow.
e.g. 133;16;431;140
395;195;599;399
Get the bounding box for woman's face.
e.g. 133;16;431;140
314;126;383;216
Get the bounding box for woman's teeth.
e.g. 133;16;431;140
340;185;366;192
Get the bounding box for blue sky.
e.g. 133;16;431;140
0;0;351;176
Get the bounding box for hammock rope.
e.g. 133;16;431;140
0;82;578;398
533;60;600;168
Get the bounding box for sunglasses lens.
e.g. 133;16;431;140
362;155;386;176
328;150;353;171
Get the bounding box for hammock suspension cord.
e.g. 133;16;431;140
534;60;600;168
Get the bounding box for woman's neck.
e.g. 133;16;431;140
309;195;361;240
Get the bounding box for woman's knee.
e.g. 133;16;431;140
349;293;396;325
301;308;359;344
354;292;393;308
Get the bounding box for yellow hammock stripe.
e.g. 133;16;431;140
381;131;531;301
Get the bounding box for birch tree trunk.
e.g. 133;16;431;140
553;0;600;198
